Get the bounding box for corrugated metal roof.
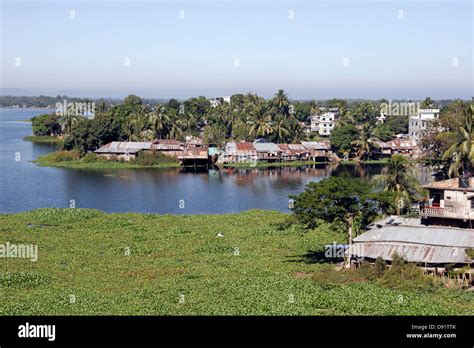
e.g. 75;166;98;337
95;142;152;154
301;141;330;150
151;139;184;150
346;217;474;264
354;226;473;248
253;142;281;153
423;177;474;192
235;142;256;152
346;243;468;264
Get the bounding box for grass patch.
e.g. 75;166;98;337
34;150;181;170
0;209;472;315
23;135;62;144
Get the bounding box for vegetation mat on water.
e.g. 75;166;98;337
0;208;472;315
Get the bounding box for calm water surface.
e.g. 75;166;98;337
0;108;431;214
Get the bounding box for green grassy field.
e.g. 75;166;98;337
1;208;472;315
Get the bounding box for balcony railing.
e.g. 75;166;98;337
421;206;444;217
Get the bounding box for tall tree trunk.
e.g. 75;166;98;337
346;215;354;268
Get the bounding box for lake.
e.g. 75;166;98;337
0;108;431;214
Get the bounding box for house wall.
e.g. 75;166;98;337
438;189;474;220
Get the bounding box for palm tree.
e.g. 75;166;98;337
167;114;184;139
351;124;379;161
273;89;290;116
272;116;291;143
149;108;170;139
130;105;151;141
122;115;137;141
61;112;79;136
372;155;421;215
248;111;273;138
442;105;474;177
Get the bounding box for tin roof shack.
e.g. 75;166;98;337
345;216;474;280
375;138;417;158
178;145;209;168
220;142;257;163
421;177;474;227
301;141;333;162
151;139;185;158
277;144;310;161
350;216;474;263
253;142;282;162
95;141;152;161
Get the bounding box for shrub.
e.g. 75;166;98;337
80;153;105;163
374;257;387;278
45;150;80;162
377;255;440;291
132;151;178;166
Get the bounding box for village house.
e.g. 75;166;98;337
301;141;333;162
94;141;152;161
408;108;440;140
345;215;473;285
309;107;339;136
220;141;258;163
375;138;417;158
253;142;282;162
151;139;185;158
421;176;474;228
277;144;311;161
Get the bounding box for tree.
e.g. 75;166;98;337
271;115;291;143
372;155;421;215
290;177;389;262
273;89;290;116
442;104;474;177
329;124;358;156
420;97;435;109
351;124;379;161
31;113;61;136
149;107;170;139
203;124;226;146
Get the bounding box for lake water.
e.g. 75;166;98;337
0;108;430;214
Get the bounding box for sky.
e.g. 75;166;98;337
0;0;472;100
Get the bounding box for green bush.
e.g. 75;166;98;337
132;151;178;166
80;153;106;163
44;150;80;162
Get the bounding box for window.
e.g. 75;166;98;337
471;200;474;209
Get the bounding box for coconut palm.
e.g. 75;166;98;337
351;124;379;161
372;155;421;215
248;111;274;138
272;115;291;143
442;104;474;177
149;108;170;139
273;89;290;116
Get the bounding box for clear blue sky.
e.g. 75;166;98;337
1;0;472;99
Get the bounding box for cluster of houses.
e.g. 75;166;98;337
347;175;474;286
219;140;333;164
94;136;420;167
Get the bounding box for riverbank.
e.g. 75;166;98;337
34;151;181;170
23;135;62;144
1;208;471;315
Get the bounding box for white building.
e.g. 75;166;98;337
209;96;231;108
310;107;339;136
408;108;440;140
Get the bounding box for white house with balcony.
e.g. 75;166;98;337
421;176;474;228
310;107;339;136
408;108;440;140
